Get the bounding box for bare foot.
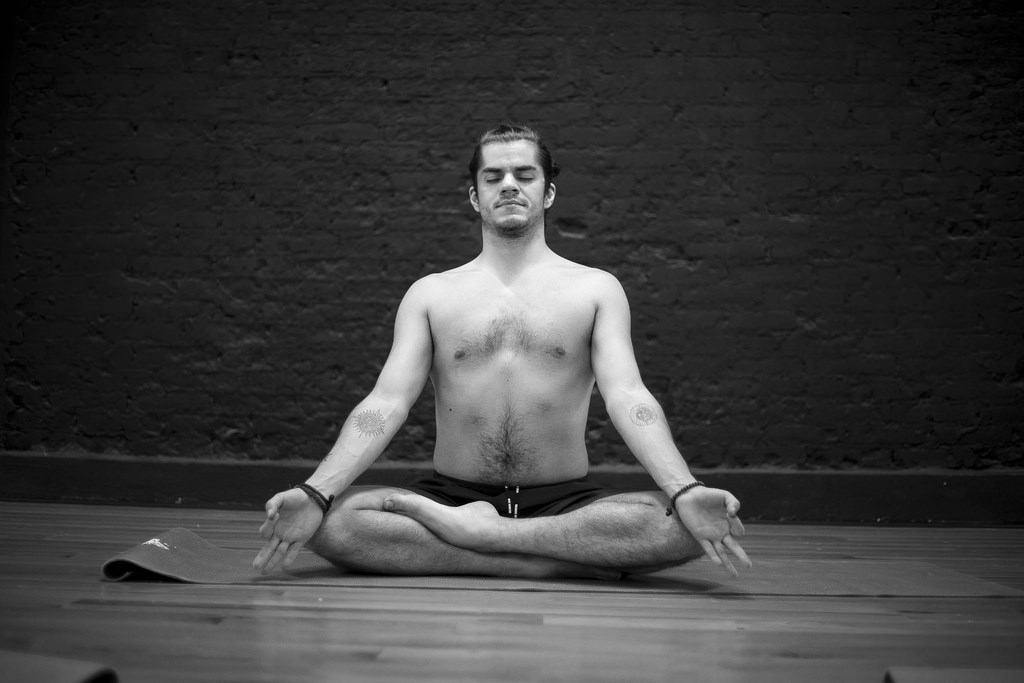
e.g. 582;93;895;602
382;494;622;581
383;495;500;551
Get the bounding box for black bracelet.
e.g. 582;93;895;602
293;483;334;515
666;481;705;516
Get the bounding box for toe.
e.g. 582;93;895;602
383;493;415;513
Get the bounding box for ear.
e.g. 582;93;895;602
543;183;556;209
468;185;480;213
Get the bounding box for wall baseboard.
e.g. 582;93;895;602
2;451;1021;525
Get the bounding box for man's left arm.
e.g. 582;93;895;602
590;272;752;576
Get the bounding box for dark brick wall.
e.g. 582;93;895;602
2;1;1021;469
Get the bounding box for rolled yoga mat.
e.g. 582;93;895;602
101;528;1023;597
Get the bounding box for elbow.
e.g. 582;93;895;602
391;403;412;427
606;390;664;428
601;383;649;413
365;392;412;426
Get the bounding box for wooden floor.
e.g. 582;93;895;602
1;502;1023;683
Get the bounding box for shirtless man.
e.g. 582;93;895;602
253;124;752;579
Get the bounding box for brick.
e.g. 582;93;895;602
2;0;1021;473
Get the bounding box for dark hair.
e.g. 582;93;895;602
468;124;560;192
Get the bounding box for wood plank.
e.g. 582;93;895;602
0;502;1022;683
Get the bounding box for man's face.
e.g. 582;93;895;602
469;140;555;239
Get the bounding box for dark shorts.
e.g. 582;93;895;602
403;470;619;519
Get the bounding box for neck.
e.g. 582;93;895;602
478;221;553;280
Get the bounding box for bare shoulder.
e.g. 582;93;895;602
401;263;481;307
417;262;481;290
552;258;627;302
400;273;446;309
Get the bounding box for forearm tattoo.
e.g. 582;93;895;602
353;409;387;437
629;403;658;427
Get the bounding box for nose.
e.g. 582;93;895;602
499;173;520;194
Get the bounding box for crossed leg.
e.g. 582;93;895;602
308;486;704;579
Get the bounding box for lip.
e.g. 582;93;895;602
496;200;524;208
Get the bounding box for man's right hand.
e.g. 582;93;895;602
253;488;324;574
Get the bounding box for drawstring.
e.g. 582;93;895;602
505;485;520;519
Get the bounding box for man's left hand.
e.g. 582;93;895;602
673;486;753;577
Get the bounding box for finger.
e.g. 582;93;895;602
263;540;291;575
723;535;753;569
258;512;279;539
714;541;738;577
259;497;282;534
282;541;305;568
728;514;746;538
698;538;721;566
252;537;279;571
725;494;741;518
258;538;285;574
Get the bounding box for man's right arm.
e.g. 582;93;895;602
253;276;435;573
303;276;435;497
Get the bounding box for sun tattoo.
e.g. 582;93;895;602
353;409;386;437
629;403;658;427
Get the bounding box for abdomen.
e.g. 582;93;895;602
432;358;593;485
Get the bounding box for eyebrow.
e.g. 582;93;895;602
481;165;539;175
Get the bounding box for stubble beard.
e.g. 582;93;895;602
483;209;543;241
493;219;530;240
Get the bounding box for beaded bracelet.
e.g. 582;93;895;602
665;481;705;516
293;483;335;515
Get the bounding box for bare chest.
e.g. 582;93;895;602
431;291;595;365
